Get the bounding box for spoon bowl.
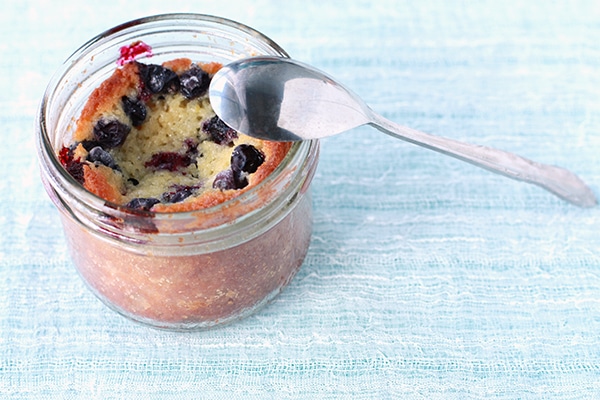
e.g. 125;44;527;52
209;56;597;208
209;56;370;141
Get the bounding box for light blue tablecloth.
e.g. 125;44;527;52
2;1;599;398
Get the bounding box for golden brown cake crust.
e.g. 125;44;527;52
74;63;140;143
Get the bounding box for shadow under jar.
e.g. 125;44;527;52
35;14;319;330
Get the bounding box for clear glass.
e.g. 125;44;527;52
35;14;319;330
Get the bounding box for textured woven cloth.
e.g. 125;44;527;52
2;1;600;398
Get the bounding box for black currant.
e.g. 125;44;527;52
161;185;198;203
122;96;147;126
137;63;179;94
92;118;130;148
202;116;238;145
179;66;210;99
87;146;119;170
125;197;160;211
231;144;265;174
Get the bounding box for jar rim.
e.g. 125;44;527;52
71;13;290;65
36;13;319;245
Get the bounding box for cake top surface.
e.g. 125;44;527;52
59;48;291;214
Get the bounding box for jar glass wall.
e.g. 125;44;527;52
35;14;319;330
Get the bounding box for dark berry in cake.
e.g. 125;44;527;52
183;138;200;157
179;66;210;100
137;63;179;95
87;146;119;170
213;169;236;190
231;144;265;174
233;172;249;189
80;140;102;152
202;116;238;145
161;185;199;204
93;118;131;149
59;146;84;184
122;96;147;127
213;168;249;190
125;197;160;211
144;152;194;172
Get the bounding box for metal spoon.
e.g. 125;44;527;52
209;55;597;208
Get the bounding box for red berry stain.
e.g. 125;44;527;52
145;152;194;172
117;41;153;66
59;146;85;184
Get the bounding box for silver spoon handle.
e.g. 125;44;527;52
369;112;597;208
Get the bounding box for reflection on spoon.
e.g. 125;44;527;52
209;56;597;208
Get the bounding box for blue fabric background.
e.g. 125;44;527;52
1;1;599;398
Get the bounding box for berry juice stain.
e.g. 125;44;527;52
117;41;153;66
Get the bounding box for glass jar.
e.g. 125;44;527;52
35;14;319;330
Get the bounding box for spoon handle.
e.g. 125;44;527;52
368;112;597;208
